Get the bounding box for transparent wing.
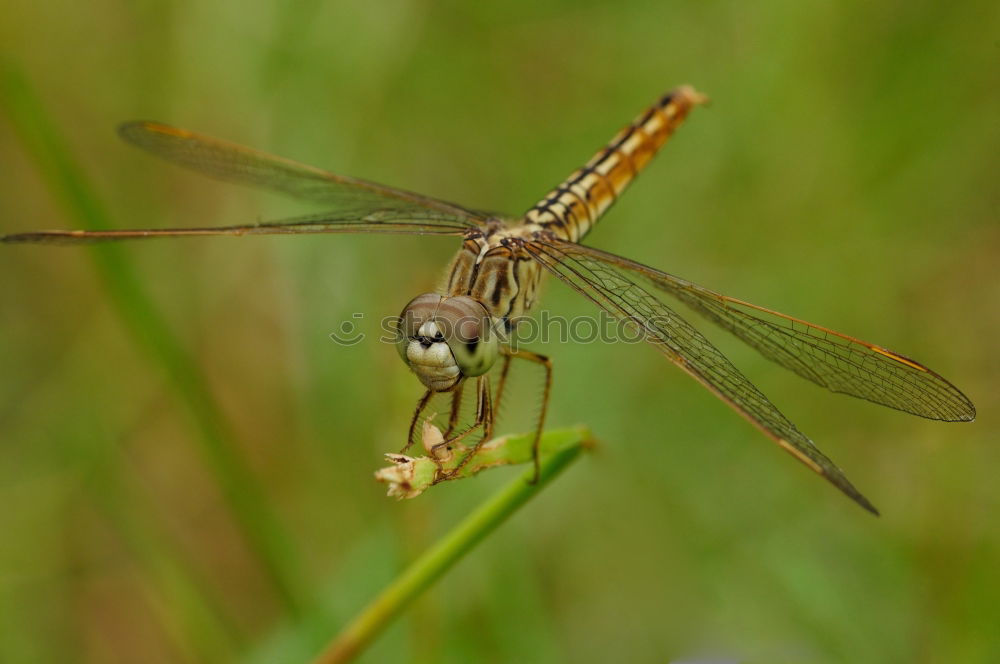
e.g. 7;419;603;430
523;236;879;514
117;121;489;223
3;121;491;244
556;243;976;423
1;209;475;244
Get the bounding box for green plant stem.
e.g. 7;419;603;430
0;60;307;615
312;426;592;664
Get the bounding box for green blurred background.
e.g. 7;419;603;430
2;1;997;662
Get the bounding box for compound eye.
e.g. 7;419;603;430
450;329;498;377
396;293;443;362
456;317;481;345
441;297;498;377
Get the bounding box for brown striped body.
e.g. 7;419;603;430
442;86;706;331
524;85;706;243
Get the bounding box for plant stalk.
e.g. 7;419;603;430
313;426;592;664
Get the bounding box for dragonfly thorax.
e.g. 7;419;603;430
396;293;499;392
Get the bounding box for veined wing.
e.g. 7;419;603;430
551;242;976;423
117;121;489;223
3;122;488;244
1;209;474;244
523;235;879;514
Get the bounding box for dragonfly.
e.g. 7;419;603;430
3;86;976;514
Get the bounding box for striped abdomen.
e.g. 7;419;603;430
523;85;707;243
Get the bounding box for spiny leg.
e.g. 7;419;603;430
502;348;553;483
432;383;485;454
444;383;464;438
432;375;494;482
403;389;434;454
492;353;514;416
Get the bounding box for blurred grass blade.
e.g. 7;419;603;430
74;420;243;661
0;60;308;615
312;426;592;664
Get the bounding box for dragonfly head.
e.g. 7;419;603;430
396;294;499;391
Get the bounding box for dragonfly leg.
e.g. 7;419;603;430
444;384;464;438
502;349;553;484
402;389;435;454
432;375;494;482
492;353;514;415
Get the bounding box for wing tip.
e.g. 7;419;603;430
776;438;880;516
117;120;185;142
845;486;880;517
817;462;880;516
820;464;880;516
959;398;977;422
918;385;976;422
117;119;151;135
2;231;56;244
2;229;114;245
